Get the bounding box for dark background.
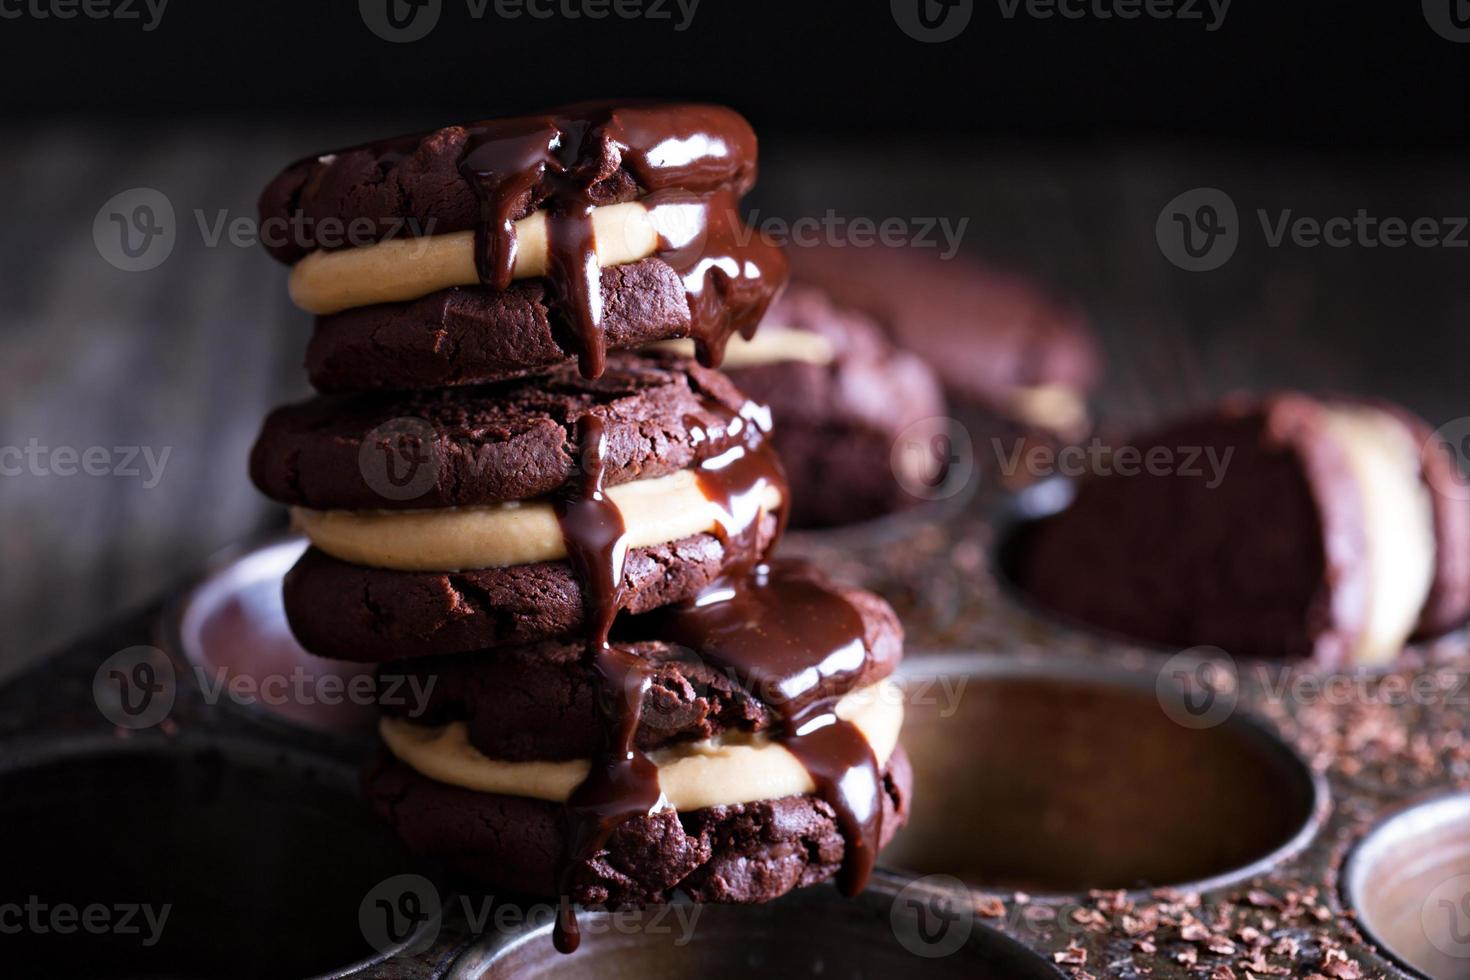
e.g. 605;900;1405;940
4;1;1468;147
4;1;1470;676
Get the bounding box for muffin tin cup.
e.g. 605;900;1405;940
888;653;1328;898
0;734;434;979
164;533;381;742
444;870;1063;978
1345;792;1470;978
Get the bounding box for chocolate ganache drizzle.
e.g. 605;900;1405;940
656;403;884;896
451;102;786;378
550;414;660;954
549;396;886;953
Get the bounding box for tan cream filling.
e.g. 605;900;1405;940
1008;384;1089;436
289;201;662;315
293;467;783;572
380;680;902;810
1321;405;1437;665
655;326;837;368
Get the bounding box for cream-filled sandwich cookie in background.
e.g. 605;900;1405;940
1017;391;1470;666
788;244;1102;464
660;286;947;528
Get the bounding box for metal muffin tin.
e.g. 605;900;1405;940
2;473;1468;977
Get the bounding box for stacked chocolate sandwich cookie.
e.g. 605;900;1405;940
248;102;911;953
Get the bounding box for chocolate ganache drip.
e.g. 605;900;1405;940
649;563;884;898
452;102;786;378
659;396;885;895
551;414;660;955
548;401;786;953
550;397;880;951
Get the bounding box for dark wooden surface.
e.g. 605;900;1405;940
5;124;1470;678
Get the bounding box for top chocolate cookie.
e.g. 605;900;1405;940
258;102;787;383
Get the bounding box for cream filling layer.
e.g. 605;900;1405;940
380;680;903;810
292;468;783;572
1322;405;1437;665
289;201;662;315
655;326;837;368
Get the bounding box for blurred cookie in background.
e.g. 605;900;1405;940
1016;391;1470;666
788;244;1101;487
661;286;946;528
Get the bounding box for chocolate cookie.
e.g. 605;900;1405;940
1019;392;1470;665
305;260;692;392
788;244;1100;439
250;352;752;512
282;519;778;662
257;103;756;264
706;286;946;527
259;102;786;383
365;749;911;907
378;585;903;758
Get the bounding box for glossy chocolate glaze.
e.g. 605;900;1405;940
650;560;885;899
551;415;659;954
550;399;885;950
